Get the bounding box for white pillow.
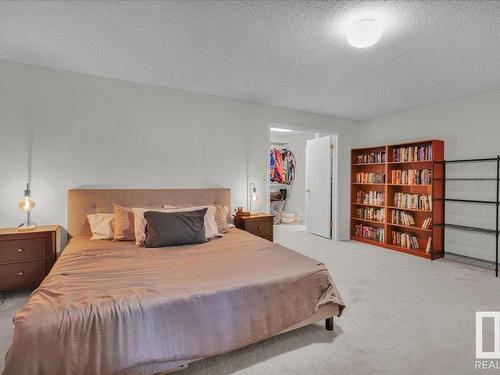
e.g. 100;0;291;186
87;213;115;240
133;206;220;246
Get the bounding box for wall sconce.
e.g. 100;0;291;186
18;182;36;230
249;182;258;212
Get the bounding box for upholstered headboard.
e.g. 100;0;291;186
67;188;231;239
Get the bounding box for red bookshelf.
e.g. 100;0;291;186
351;140;444;260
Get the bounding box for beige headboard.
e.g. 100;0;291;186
67;188;231;239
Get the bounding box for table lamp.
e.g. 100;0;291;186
18;182;36;230
249;182;258;212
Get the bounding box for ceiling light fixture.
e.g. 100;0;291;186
270;127;293;133
346;18;382;48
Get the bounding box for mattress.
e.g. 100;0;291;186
3;229;344;375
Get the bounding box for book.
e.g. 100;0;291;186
356;191;385;205
357;207;385;222
391;169;432;185
356;172;386;184
391;231;420;249
393;193;432;210
421;217;433;229
357;152;386;164
392;145;432;162
391;210;415;226
355;224;384;242
425;237;432;253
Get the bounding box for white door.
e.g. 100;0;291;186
306;135;333;238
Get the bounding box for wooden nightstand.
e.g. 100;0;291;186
0;225;61;291
234;213;274;241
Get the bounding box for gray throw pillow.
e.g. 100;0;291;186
143;208;208;248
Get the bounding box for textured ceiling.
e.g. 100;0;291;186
1;1;500;120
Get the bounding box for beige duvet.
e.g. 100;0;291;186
3;229;344;375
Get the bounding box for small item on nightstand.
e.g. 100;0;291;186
236;206;251;217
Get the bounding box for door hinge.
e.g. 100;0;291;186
330;144;334;150
330;222;334;228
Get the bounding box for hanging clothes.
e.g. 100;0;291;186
270;147;296;184
283;149;296;183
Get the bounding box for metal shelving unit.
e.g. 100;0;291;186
445;198;497;205
446;178;497;181
438;156;499;277
441;223;497;236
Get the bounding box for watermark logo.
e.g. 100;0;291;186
475;312;500;370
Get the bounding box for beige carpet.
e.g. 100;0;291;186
1;225;499;374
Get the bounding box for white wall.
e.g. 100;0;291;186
0;60;359;242
361;90;500;262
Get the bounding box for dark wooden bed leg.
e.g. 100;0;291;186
325;317;334;331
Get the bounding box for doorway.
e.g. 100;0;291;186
267;125;338;240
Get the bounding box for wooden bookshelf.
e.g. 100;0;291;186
351;140;444;260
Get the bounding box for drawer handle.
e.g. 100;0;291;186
17;248;23;252
258;226;262;230
18;271;24;276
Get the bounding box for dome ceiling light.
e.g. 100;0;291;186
346;18;382;48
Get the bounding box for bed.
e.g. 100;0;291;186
3;188;344;375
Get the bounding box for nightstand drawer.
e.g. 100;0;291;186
0;260;46;288
246;221;271;237
234;214;274;241
0;237;47;264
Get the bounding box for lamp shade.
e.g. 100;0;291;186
251;187;258;201
249;182;258;212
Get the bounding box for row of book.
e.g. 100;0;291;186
356;152;386;164
392;145;432;162
391;231;419;249
355;224;384;242
421;217;433;229
391;210;415;226
355;172;386;184
356;191;385;206
391;169;432;185
390;210;433;229
393;193;432;210
356;207;385;222
391;232;432;253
